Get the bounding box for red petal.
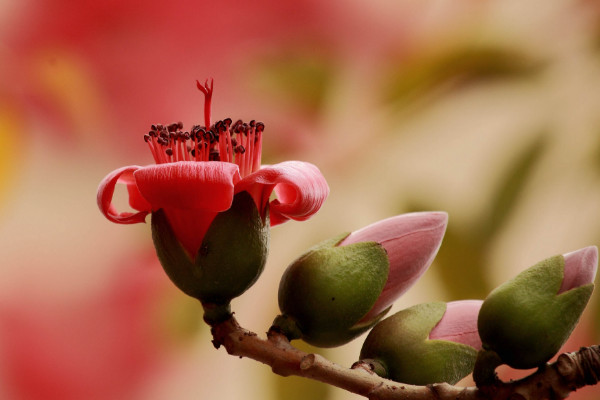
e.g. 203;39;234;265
97;165;150;224
118;169;153;211
235;161;329;226
161;207;219;257
133;161;241;211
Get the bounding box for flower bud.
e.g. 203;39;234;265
477;246;597;369
359;301;483;385
275;212;447;347
152;191;269;321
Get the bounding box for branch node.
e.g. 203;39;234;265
351;360;377;375
300;354;316;371
556;345;600;387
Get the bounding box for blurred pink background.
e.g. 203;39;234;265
1;0;600;399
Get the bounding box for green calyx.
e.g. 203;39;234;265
276;234;390;347
151;191;270;314
478;255;594;369
359;302;479;385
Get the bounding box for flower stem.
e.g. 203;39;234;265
207;314;600;400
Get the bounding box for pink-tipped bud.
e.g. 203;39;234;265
360;301;482;385
560;246;598;294
478;246;597;369
341;212;448;322
429;300;483;350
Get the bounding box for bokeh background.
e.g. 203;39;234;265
1;0;600;399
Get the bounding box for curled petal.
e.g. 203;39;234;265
560;246;598;294
127;183;152;212
97;165;150;224
429;300;483;350
118;169;153;211
133;161;241;211
235;161;329;226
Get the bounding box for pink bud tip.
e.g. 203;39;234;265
429;300;483;350
560;246;598;294
342;212;448;322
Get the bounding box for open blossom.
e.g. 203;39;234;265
97;80;329;258
275;212;447;347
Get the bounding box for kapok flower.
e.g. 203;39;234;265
477;246;597;371
359;301;483;385
97;80;329;310
274;212;447;347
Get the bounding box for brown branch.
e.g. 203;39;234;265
210;316;600;400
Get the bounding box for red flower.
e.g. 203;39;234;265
97;80;329;258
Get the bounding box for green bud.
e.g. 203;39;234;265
478;254;594;369
359;302;480;385
276;234;390;347
152;191;269;318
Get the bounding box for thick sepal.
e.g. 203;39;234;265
478;255;594;369
151;191;269;307
359;302;479;385
193;191;270;305
277;234;389;347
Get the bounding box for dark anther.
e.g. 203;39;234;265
151;124;157;131
224;118;232;126
255;122;265;132
143;134;150;142
177;121;184;130
249;120;255;127
165;148;173;156
157;124;164;130
209;150;220;161
233;120;243;133
231;138;237;146
235;145;246;154
167;123;178;132
190;149;196;156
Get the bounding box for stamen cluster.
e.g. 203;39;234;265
144;118;264;178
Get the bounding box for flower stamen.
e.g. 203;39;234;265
144;81;264;178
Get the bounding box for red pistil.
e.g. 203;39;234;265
196;79;213;128
144;80;264;178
